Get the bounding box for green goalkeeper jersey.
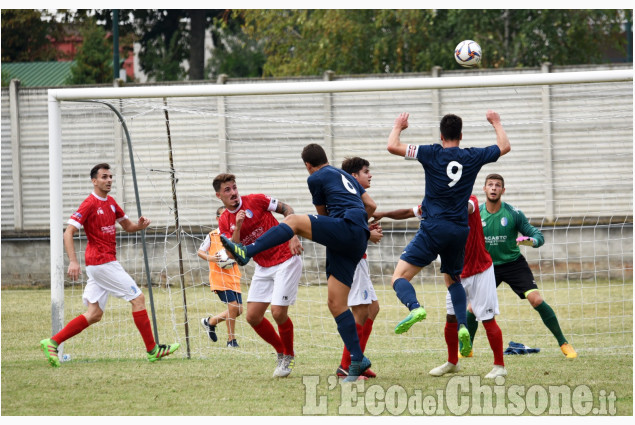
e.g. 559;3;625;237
479;201;545;266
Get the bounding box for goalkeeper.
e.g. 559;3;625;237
477;173;577;359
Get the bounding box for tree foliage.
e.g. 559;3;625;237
1;9;61;62
239;9;630;76
66;20;113;84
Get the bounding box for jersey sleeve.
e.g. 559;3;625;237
111;199;127;223
68;198;92;229
251;194;278;212
217;214;232;238
198;234;212;252
516;209;545;247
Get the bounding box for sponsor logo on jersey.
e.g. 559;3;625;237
245;209;253;219
101;225;116;234
484;235;506;245
500;217;508;226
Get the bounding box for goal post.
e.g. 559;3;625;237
48;68;633;361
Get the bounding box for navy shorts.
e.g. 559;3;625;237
215;290;243;304
308;214;369;287
494;255;539;299
400;218;470;277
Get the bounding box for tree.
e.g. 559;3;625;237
239;9;630;76
67;20;113;84
1;9;61;62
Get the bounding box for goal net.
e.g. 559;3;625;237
49;69;633;363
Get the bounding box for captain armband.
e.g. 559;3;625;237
404;144;419;160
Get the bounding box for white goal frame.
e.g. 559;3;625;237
47;69;633;339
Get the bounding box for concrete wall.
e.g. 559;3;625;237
2;223;631;287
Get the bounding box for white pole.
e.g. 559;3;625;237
48;69;633;101
48;93;65;338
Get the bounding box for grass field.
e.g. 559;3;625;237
1;285;633;416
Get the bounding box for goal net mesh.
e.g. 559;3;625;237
55;75;632;362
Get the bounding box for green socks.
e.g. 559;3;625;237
534;301;567;346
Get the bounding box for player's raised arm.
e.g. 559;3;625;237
387;112;410;157
486;110;511;157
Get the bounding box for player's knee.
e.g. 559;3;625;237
527;290;543;307
85;309;103;324
271;307;288;324
246;313;260;327
130;293;146;309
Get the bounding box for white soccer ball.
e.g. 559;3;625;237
216;248;236;269
455;40;482;68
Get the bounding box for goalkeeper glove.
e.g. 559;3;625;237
516;236;536;247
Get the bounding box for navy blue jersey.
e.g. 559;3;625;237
307;165;368;229
412;144;500;225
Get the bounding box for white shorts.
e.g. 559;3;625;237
247;255;302;306
348;258;378;306
84;261;142;311
446;264;499;321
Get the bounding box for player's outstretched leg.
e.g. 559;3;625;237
40;338;61;368
220;235;251;266
393;277;426;334
147;342;181;362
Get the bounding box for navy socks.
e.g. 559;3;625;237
393;278;421;311
246;222;294;257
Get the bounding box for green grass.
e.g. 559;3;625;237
2;285;632;416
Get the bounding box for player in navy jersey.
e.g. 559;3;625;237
40;163;180;367
222;144;377;382
387;111;510;357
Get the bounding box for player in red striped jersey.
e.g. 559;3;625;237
214;173;303;378
39;163;180;367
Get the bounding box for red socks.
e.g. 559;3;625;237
445;322;459;365
360;318;374;352
277;317;294;356
52;314;90;345
252;317;284;354
133;309;157;352
483;319;505;366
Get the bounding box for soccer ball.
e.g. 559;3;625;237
455;40;482;68
216;249;236;269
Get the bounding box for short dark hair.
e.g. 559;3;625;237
485;173;505;188
212;173;236;192
301;144;328;167
341;157;369;175
440;114;462;141
216;206;226;217
90;163;110;179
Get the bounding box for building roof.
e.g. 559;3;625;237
2;61;75;87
